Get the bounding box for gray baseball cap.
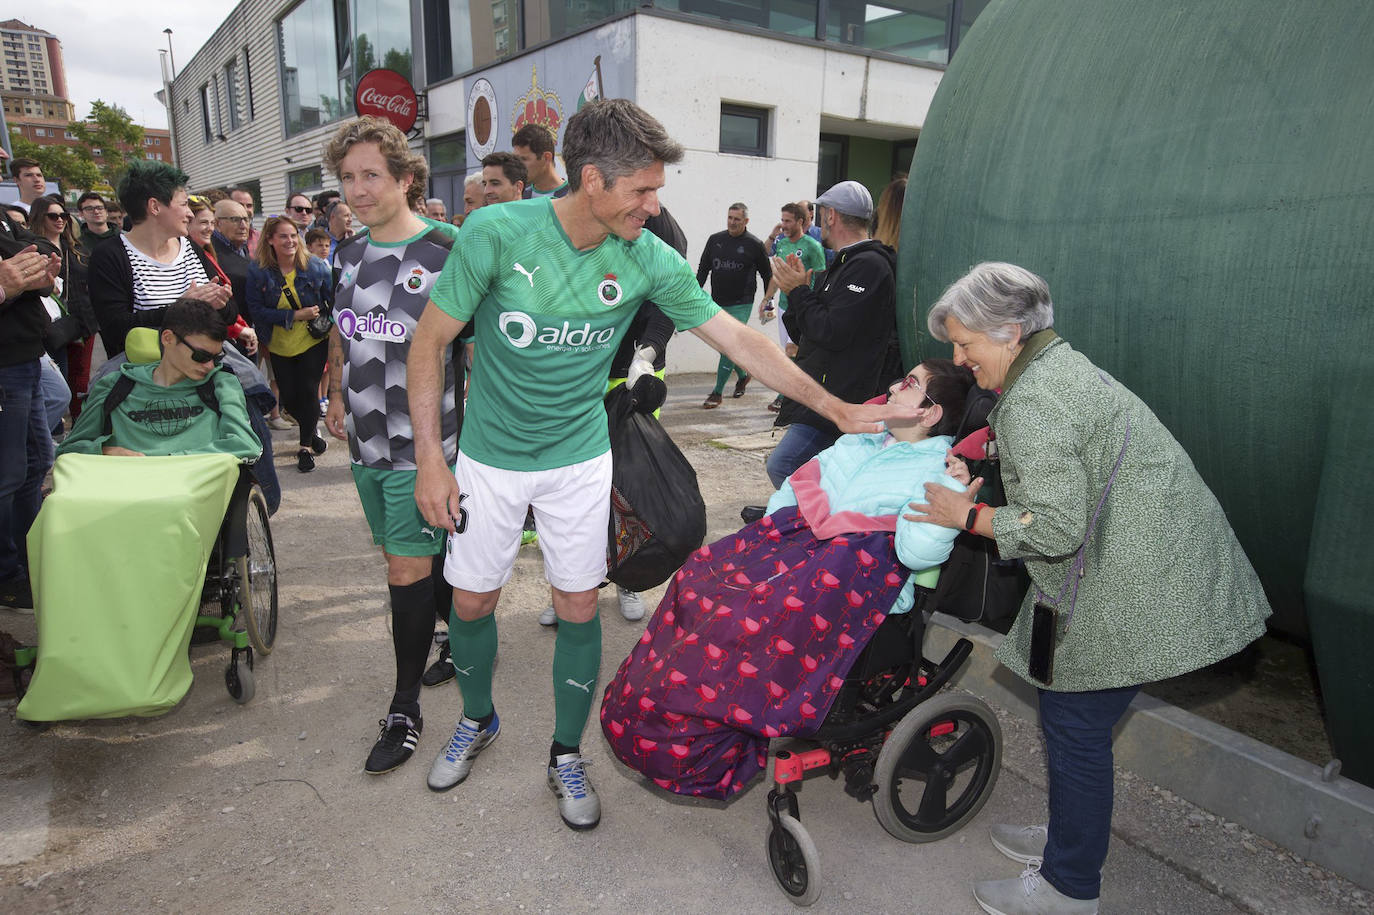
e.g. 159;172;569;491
813;180;874;220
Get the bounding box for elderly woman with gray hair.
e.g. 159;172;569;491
907;262;1270;915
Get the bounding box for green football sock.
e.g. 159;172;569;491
448;611;497;720
551;613;602;747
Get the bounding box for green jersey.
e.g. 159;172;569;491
431;198;719;471
775;233;827;311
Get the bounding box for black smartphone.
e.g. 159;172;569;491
1028;601;1058;685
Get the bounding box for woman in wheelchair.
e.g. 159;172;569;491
59;297;261;462
601;358;975;799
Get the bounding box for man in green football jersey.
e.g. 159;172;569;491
406;99;913;832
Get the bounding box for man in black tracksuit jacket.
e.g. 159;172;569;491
765;181;896;488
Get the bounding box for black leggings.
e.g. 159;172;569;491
270;342;327;447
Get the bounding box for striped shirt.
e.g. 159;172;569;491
122;235;209;316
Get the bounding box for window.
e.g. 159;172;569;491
278;0;354;136
243;46;255;119
423;0;473;84
719;103;769;157
33;127;46;136
288;165;324;195
817;134;848;194
91;147;102;156
224;58;242;130
200;83;213;143
353;0;413;80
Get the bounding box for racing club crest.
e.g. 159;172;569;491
597;273;623;307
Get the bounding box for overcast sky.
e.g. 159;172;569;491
28;2;235;129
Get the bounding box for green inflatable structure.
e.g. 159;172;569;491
898;1;1374;784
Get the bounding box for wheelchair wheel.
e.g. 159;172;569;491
236;486;278;656
226;654;255;704
873;691;1001;843
767;813;821;907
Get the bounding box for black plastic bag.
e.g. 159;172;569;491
604;381;706;592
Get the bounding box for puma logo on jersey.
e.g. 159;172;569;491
419;526;438;540
564;677;595;694
512;263;541;286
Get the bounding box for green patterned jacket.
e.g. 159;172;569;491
989;331;1270;691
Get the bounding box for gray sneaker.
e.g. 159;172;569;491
616;586;646;621
539;605;557;626
427;713;500;792
547;752;601;830
989;824;1048;865
973;864;1098;915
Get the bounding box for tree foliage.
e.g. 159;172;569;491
8;132;101;191
68;100;146;183
6;99;147;193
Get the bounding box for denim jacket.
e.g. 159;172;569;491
246;256;333;347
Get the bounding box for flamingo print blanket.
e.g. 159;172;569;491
600;505;905;800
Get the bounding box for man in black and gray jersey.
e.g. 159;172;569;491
322;115;465;776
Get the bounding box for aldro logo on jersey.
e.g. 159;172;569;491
497;311;616;352
336;308;409;343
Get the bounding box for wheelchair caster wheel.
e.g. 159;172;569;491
766;813;821;906
873;691;1001;842
226;655;255;704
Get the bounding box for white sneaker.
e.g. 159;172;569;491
974;865;1098;915
267;415;294;431
539;605;557;626
616;586;646;621
990;824;1048;865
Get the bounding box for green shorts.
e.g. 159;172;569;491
350;464;448;557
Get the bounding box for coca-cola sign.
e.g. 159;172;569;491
354;69;419;132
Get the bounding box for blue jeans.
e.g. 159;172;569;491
40;355;71;435
765;422;837;489
1038;684;1141;900
0;359;55;580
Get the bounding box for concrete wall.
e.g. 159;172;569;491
633;14;941;374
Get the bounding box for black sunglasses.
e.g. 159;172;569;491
288;205;311;214
44;211;68;222
176;333;224;365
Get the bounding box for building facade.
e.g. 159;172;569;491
171;0;988;370
0;19;73;124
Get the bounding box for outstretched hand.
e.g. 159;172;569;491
830;398;923;435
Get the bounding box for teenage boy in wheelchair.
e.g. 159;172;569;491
58;297;260;462
15;298;265;720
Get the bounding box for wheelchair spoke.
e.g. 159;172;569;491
939;724;987;770
896;735;939;775
915;770;951;824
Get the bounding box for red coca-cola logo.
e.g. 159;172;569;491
354;69;419;132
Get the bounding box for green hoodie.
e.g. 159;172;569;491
59;363;262;462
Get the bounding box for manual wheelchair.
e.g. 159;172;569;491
762;567;1002;906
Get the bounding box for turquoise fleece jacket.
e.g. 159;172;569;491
766;432;964;614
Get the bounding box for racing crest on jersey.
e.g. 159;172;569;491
597;273;623;307
404;268;427;292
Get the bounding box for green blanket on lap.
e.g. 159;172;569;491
18;452;241;721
